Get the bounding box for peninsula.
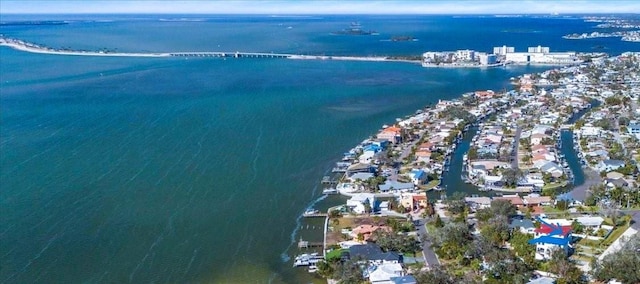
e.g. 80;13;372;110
302;52;640;284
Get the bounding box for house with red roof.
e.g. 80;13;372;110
529;217;572;260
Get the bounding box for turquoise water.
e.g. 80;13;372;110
1;15;636;283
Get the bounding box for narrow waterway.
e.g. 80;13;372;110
559;100;601;200
560;130;585;186
433;125;483;199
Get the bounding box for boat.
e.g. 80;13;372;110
322;188;338;195
332;22;378;35
293;253;322;267
304;209;320;216
390;35;415;42
308;265;318;273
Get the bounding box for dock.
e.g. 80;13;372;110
297;239;324;248
302;213;328;218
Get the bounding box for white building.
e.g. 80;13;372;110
493;45;515;55
478;53;497;65
368;263;405;283
455;49;475;61
528;45;550;53
346;193;376;214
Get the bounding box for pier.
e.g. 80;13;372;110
302;213;328;218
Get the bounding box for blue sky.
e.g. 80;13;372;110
2;0;639;14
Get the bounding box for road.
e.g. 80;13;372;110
511;126;522;169
416;218;440;268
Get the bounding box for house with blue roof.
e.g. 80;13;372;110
409;169;427;185
628;121;640;139
528;217;572;260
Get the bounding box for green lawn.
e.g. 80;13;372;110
422;180;440;190
542;181;568;190
602;224;631;247
541;205;568;214
325;248;345;261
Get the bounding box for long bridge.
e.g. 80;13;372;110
169;51;294;58
2;37;422;63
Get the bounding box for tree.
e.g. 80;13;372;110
556;200;569;211
329;209;342;218
446;199;468;216
316;260;335;278
592;234;640;283
548;248;587;284
571;220;585;234
501;168;523;188
476;208;495;223
428;222;473;260
468;147;479;160
490;199;517;217
414;265;460;284
333;257;366;284
433;214;444;228
480;216;511;246
509;231;535;266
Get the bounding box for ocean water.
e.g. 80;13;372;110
1;15;637;283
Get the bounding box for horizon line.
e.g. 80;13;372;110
3;12;640;15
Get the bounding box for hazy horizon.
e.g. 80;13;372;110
2;0;640;15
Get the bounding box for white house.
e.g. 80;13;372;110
596;159;626;172
580;126;602;137
529;218;573;260
409;169;427;185
347;193;376;214
368;263;405;284
575;216;604;229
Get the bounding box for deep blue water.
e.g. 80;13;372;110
1;14;637;283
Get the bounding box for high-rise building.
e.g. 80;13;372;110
493;45;515;55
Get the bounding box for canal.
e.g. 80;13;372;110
432;125;484;200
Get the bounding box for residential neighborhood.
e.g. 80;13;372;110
298;52;640;284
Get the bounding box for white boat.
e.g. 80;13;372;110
293;253;321;267
322;188;338;195
308;265;318;273
303;209;320;216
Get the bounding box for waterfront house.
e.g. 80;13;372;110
408;169;427;185
464;196;492;211
596;159;626;172
539;162;564;178
579;126;602;137
377;126;403;144
414;150;431;163
378;181;414;193
347;243;402;264
522;173;545;188
529;217;572;260
531;133;550;145
347;193;376;214
347;163;374;176
523;195;552;207
348;172;375;183
399;193;428;212
368;263;405;284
